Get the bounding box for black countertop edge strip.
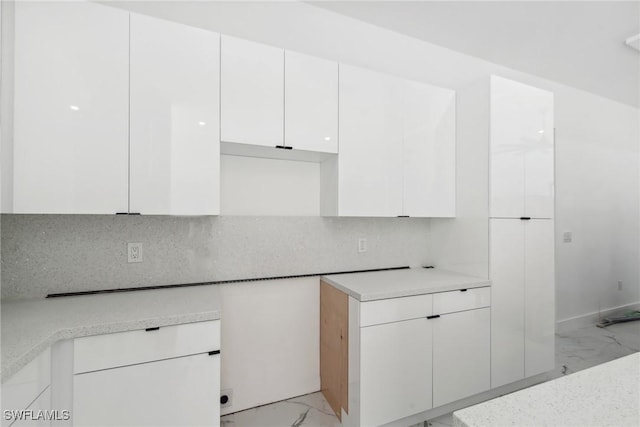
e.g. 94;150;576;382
45;266;411;298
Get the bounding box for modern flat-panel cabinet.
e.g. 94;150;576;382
336;64;404;217
1;348;51;427
331;64;456;217
284;51;338;153
74;354;219;426
11;1;129;214
432;307;490;407
402;81;456;217
490;218;555;386
490;76;554;219
489;219;525;387
360;318;433;427
321;281;490;426
129;13;220;215
524;219;556;377
73;321;221;427
220;35;284;147
9;3;222;215
489;76;555;388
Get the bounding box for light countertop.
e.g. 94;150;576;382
453;352;640;427
1;285;222;383
321;268;490;301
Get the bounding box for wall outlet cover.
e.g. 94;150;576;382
127;242;143;263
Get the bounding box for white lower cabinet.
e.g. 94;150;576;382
432;308;490;407
11;388;52;427
360;319;433;427
71;320;221;427
490;219;555;388
73;353;219;426
1;349;51;427
321;281;491;426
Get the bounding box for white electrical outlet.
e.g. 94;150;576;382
358;238;367;253
127;243;143;263
563;231;572;243
618;281;623;291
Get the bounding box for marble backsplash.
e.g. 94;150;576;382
0;214;431;299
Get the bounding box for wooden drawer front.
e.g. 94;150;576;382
74;320;220;374
432;287;490;315
361;294;433;327
2;348;51;416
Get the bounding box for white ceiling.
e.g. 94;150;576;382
310;1;640;107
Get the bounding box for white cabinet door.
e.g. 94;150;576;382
432;308;490;407
12;1;129;214
10;387;52;427
490;76;554;219
490;218;525;388
360;319;432;426
73;353;220;427
284;51;338;153
129;14;220;215
402;81;456;217
525;219;555;377
1;349;51;427
338;65;403;217
221;35;284;147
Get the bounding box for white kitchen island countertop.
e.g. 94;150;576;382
453;352;640;427
1;285;221;383
322;267;490;301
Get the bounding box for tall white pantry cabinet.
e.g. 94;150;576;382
489;76;556;388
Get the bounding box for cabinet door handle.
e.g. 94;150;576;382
145;327;160;332
275;145;292;150
520;217;531;220
426;315;440;320
208;350;221;356
460;289;468;292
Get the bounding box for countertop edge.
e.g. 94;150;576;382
1;309;221;383
320;274;491;301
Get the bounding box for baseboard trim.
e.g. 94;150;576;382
556;302;640;333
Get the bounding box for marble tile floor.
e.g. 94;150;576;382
220;321;639;427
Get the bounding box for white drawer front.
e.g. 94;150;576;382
360;294;433;327
432;287;491;315
1;348;51;418
74;320;220;374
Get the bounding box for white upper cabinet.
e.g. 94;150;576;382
490;76;554;219
337;64;404;217
129;14;220;215
329;64;456;217
12;1;129;214
221;35;284;147
402;81;456;217
284;51;338;153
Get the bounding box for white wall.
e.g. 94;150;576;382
219;277;319;415
7;0;639;413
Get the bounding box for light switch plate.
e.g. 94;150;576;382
563;232;572;243
127;242;143;263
